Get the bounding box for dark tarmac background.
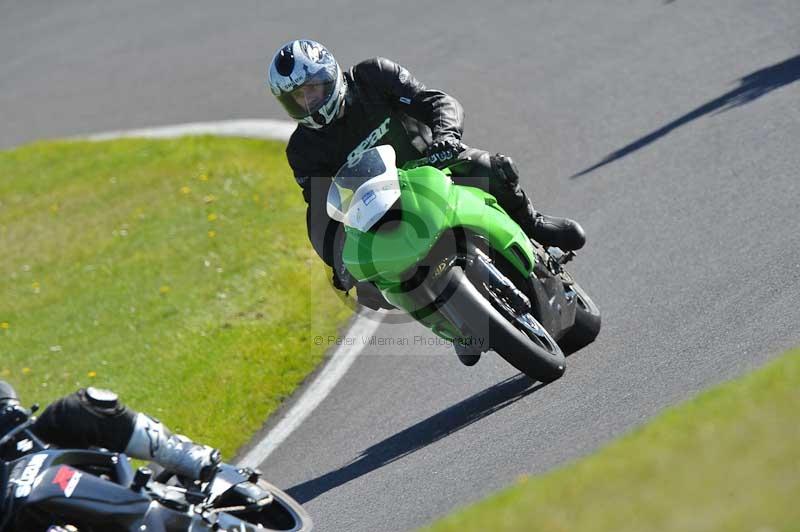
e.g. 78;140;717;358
2;1;798;530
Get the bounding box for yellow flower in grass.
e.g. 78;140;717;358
207;213;218;222
159;285;171;295
199;174;209;181
180;186;191;195
87;371;97;378
0;322;9;330
22;367;31;375
208;231;217;238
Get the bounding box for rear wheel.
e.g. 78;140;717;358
559;281;601;355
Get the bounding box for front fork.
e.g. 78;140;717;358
467;248;532;316
382;239;532;345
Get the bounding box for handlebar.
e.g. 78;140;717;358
0;382;45;456
401;156;431;171
401;155;473;174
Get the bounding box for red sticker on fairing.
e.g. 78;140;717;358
52;466;82;498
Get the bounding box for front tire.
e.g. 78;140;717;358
224;479;313;531
438;266;566;383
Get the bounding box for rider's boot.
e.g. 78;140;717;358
454;341;481;367
509;196;586;251
531;211;586;251
491;154;586;251
125;413;221;481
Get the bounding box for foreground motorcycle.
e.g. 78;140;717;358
0;390;312;532
327;145;601;383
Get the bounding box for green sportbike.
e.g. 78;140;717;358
327;145;601;383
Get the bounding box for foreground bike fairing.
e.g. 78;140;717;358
0;389;312;532
328;146;601;382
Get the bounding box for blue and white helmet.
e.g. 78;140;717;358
268;40;346;129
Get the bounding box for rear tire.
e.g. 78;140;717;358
438;267;566;383
559;281;601;355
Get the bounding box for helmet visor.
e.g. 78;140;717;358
276;70;337;120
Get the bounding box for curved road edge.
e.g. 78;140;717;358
78;118;381;468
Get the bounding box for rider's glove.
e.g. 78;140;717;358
426;139;462;168
332;264;355;294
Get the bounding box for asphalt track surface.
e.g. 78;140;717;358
3;1;799;530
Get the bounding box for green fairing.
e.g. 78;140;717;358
342;165;537;335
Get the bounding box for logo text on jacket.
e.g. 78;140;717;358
347;117;391;166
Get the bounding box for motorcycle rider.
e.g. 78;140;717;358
268;40;585;363
0;380;220;481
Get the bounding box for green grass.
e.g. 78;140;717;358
424;349;800;532
0;136;352;458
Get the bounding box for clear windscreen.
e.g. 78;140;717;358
326;146;400;231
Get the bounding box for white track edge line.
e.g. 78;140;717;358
82;119;382;467
238;313;383;468
83;119;297;142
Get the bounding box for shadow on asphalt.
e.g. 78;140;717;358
286;373;546;504
572;54;800;178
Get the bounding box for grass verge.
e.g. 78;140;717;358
0;136;351;458
423;349;800;532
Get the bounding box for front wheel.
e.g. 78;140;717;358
218;479;313;531
437;266;566;383
151;464;313;532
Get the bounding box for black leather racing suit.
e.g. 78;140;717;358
286;57;536;279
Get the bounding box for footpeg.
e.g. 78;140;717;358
558;251;576;265
547;247;576;265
